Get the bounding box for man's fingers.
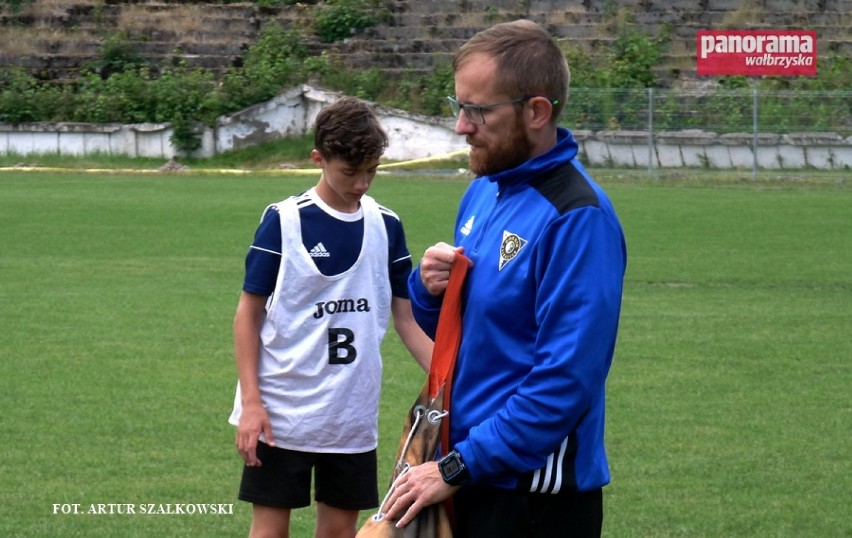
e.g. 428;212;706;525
394;497;422;529
384;480;415;522
424;243;457;265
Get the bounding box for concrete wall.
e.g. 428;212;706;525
578;130;852;169
0;85;849;169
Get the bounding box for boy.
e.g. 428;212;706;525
229;96;433;538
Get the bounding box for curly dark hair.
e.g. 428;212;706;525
313;96;388;165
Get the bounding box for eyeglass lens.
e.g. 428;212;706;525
447;97;486;125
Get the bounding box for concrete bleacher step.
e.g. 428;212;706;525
1;0;849;86
327;50;455;70
333;36;466;54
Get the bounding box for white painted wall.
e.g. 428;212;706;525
0;85;850;169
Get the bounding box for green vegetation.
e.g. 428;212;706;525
558;12;851;134
313;0;389;43
0;0;33;14
1;3;850;150
0;24;328;152
0;170;849;537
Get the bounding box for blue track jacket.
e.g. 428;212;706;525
409;128;626;493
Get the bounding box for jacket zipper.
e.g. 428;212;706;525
471;186;505;256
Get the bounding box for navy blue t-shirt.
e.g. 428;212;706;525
242;194;412;299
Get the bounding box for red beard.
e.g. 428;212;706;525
467;112;532;176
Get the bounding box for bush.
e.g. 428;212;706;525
313;0;386;43
71;68;153;123
88;33;148;80
605;17;663;89
0;69;43;122
0;0;34;14
216;23;324;114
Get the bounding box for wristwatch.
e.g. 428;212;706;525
438;450;471;486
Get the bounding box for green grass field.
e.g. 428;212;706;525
0;169;849;537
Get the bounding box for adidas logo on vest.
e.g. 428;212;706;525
309;242;331;258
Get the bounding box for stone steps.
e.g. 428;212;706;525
9;53;239;81
1;0;849;86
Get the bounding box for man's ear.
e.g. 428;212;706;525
310;149;323;166
527;96;555;129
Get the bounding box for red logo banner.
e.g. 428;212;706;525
697;30;817;77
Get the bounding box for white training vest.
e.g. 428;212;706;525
229;193;391;453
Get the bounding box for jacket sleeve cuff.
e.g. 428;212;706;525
453;443;478;484
407;265;444;337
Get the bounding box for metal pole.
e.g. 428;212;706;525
648;88;654;177
752;87;758;180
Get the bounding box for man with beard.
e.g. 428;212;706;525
382;19;627;538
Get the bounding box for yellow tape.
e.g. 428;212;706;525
0;166;315;175
378;148;469;169
0;149;469;175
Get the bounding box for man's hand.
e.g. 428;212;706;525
236;401;274;467
383;462;458;528
420;243;468;297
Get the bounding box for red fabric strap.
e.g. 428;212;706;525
426;253;469;453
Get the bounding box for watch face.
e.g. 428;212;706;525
442;457;462;477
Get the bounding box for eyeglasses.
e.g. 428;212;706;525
447;95;559;125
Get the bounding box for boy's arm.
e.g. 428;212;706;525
233;291;274;466
391;296;434;372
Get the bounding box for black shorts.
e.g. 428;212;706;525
453;485;603;538
238;441;379;511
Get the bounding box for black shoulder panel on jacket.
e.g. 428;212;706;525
529;161;600;215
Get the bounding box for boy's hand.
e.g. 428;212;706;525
236;402;274;467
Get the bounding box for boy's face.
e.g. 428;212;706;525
312;149;380;213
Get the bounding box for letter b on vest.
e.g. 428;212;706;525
328;328;357;364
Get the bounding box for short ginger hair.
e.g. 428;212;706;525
453;19;569;122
